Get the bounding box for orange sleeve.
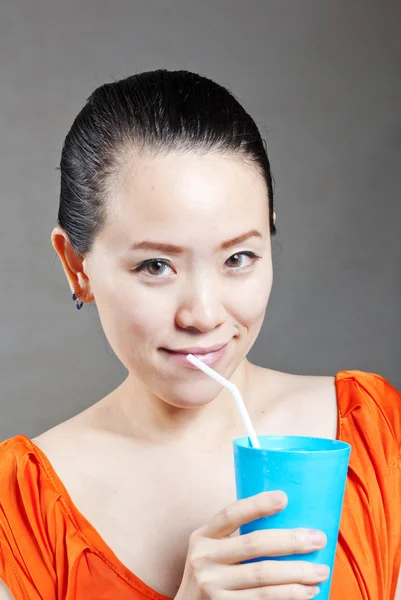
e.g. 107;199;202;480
340;370;401;460
376;376;401;598
363;373;401;450
333;371;401;600
0;439;58;600
371;374;401;598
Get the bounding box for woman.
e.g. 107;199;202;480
0;69;400;600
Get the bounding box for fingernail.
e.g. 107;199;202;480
272;492;286;508
315;564;330;579
307;586;320;598
309;530;326;548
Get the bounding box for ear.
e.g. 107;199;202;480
273;211;277;225
51;227;94;304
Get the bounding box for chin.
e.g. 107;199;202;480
158;378;226;409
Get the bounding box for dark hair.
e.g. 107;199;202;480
58;69;276;255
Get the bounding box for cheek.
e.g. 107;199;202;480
230;270;273;325
93;275;164;351
113;285;165;339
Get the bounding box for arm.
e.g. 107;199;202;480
0;581;15;600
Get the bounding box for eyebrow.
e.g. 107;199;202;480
128;229;263;254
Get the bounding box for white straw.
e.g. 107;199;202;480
186;354;261;449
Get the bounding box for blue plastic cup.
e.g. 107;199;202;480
233;435;351;599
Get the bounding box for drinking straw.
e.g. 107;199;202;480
186;354;261;449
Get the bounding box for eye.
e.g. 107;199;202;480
134;259;174;277
225;251;261;269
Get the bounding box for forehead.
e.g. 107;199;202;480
102;151;269;247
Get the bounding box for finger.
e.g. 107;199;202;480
216;560;330;590
215;583;321;599
208;527;327;563
201;491;288;538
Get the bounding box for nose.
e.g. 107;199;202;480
175;278;226;332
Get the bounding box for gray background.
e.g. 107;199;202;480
1;0;400;441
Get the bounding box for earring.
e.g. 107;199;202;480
72;292;83;310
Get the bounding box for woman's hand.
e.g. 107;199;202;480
175;491;330;599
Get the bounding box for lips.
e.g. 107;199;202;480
161;342;229;368
165;343;228;355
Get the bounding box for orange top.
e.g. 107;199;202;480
0;370;400;600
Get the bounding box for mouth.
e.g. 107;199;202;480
160;342;229;369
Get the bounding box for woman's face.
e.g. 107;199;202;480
83;151;273;407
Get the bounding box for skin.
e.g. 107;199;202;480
1;151;399;598
53;151;276;440
34;150;339;598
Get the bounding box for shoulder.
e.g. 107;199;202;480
249;364;338;439
0;434;60;492
0;434;59;532
249;363;335;395
0;435;36;484
250;363;401;447
336;370;401;447
336;368;400;398
0;435;74;599
251;364;337;407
